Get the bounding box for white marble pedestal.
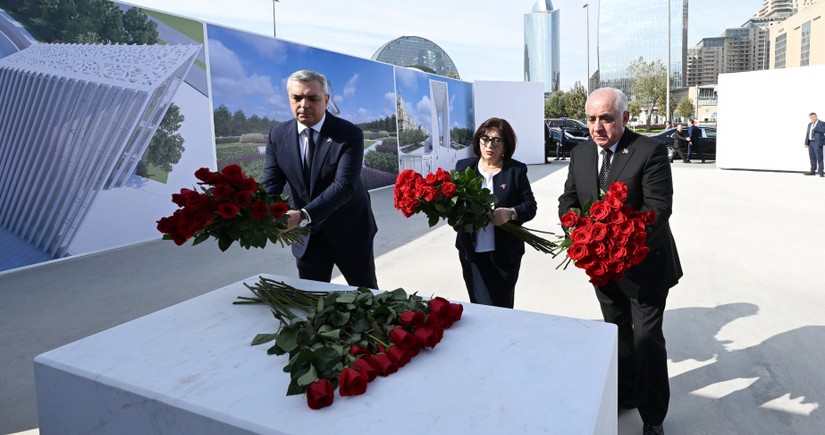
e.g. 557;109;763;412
34;274;617;434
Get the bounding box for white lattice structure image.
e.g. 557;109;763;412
428;79;450;153
0;43;200;258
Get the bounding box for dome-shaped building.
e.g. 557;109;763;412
371;36;460;79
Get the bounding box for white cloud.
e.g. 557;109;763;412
343;74;359;97
206;39;245;80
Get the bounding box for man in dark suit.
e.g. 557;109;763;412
803;112;825;177
558;87;682;435
686;119;705;163
263;70;378;288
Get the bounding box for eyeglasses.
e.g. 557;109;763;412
479;136;504;148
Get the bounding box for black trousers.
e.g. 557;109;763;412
595;282;669;425
296;231;378;289
458;251;520;309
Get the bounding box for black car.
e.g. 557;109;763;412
651;126;716;162
546;127;587;159
547;118;589;138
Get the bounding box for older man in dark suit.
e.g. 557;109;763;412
803;112;825;177
263;70;377;288
558;87;682;435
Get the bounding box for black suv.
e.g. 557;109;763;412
547;118;589;137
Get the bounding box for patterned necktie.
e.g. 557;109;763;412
303;129;315;173
599;148;613;192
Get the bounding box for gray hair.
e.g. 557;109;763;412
587;87;628;114
287;70;328;95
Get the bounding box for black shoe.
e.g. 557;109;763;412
643;424;664;435
561;157;566;160
820;174;824;178
804;172;816;175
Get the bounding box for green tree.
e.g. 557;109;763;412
140;103;185;174
676;97;695;120
213;104;233;137
231;109;247;136
565;82;587;121
545;91;567;118
628;100;642;120
626;57;667;130
3;0;158;44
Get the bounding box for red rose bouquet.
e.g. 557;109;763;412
557;181;656;286
235;277;463;410
394;167;558;253
156;165;306;251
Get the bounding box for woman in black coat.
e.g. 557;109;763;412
454;117;538;309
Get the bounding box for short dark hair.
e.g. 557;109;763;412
810;112;817;117
472;117;517;160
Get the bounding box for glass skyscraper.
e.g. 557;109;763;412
524;0;560;94
598;0;687;96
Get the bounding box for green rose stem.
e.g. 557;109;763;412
498;222;562;255
234;277;327;324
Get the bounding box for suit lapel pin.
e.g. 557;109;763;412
622;149;628;154
500;183;507;190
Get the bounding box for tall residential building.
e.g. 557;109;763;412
523;0;560;94
770;0;825;68
756;0;818;19
686;26;769;86
598;0;687;96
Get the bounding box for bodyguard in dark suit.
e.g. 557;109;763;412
803;112;825;177
558;88;682;435
263;70;378;288
455;117;537;309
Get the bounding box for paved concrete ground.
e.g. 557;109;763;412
2;162;824;434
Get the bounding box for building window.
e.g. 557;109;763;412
775;33;787;69
801;21;811;67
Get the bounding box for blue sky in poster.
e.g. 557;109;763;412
394;68;475;133
207;24;396;125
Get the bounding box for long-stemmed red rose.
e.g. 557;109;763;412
235;277;463;410
393;168;558;254
556;181;655;285
157;165;306;251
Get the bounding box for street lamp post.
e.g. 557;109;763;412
583;3;590;95
272;0;280;38
666;0;671;124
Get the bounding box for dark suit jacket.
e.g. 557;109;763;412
804;120;825;147
558;129;682;300
454;157;537;264
263;111;377;258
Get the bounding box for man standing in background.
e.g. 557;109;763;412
803;112;825;177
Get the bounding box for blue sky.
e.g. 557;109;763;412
127;0;760;91
394;68;475;132
207;24;396;124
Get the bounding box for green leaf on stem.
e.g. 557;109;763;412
252;333;278;346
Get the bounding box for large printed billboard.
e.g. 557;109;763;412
0;0;476;273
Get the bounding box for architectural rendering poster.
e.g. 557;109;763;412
395;67;475;175
0;2;210;272
0;2;479;274
207;24;399;192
